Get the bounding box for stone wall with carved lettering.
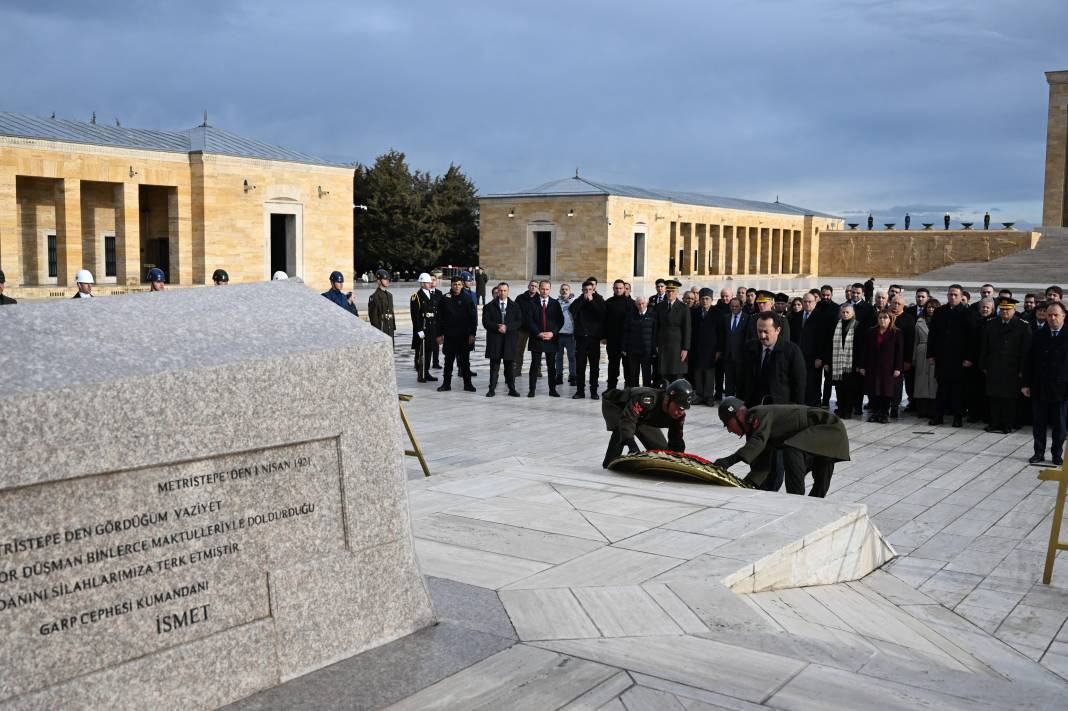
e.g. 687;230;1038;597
0;282;433;710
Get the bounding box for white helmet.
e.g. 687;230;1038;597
417;272;432;283
75;269;95;284
272;271;289;281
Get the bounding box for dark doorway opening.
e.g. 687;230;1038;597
633;232;646;277
270;213;296;277
534;230;551;276
148;238;170;282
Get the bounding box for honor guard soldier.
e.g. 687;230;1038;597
411;273;439;382
601;379;692;468
212;269;229;286
0;270;16;305
322;270;359;316
713;397;850;497
367;268;396;344
148;267;166;292
73;269;95;298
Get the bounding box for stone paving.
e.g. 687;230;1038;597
235;297;1068;710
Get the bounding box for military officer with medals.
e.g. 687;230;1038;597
410;273;439;383
713;397;850;498
600;379;692;468
368;268;396;345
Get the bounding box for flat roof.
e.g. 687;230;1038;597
481;175;840;219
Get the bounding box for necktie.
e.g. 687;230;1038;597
803;312;808;325
732;315;738;332
501;301;506;316
761;347;770;368
542;299;548;330
1054;330;1060;337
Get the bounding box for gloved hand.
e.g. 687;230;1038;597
417;331;425;339
713;455;740;469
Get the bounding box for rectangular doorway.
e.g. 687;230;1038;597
270;214;296;277
534;230;551;276
147;238;170;282
632;232;646;277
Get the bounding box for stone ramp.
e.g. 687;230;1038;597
917;227;1067;284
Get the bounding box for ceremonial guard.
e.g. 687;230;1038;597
600;380;692;468
211;268;229;286
367;268;396;344
714;398;849;497
980;298;1031;434
321;270;358;315
483;282;522;397
435;275;477;392
656;279;692;384
410;273;439;383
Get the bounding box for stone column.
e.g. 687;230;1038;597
0;164;18;285
116;183;141;286
1042;70;1068;228
784;228;794;274
771;229;781;274
695;223;707;275
748;227;760;274
171;185;193;284
55;178;82;285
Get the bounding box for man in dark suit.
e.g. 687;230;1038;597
622;297;657;387
889;296;916;418
690;288;721;405
514;279;539;377
927;284;972;427
816;285;839;407
435;276;477;392
738;311;807;492
526;280;564;397
603;279;634;391
711;287;733;400
483;282;522;397
1022;301;1067;465
722;297;749;397
0;270;15;305
570;280;607;399
791;292;825;407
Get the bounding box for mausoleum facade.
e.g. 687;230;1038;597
0;112;353;298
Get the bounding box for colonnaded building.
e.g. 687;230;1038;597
0;112;353;298
479;174;843;283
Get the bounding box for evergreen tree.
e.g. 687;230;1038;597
430;164;479;267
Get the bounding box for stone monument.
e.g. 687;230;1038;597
0;282;434;709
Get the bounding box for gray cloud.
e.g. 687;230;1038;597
1;0;1062;224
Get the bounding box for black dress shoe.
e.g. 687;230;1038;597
984;425;999;433
590;391;600;401
572;392;585;399
1029;454;1045;464
486;389;495;397
952;417;963;427
425;374;438;382
464;384;477;392
436;384;451;392
928;417;943;426
469;371;478;377
549;390;560;397
508;389;520;397
527;390;535;397
868;414;879;422
418;377;427;383
890;407;899;419
1054;455;1064;467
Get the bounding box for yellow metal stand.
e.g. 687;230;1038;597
399;393;431;478
1038;445;1068;585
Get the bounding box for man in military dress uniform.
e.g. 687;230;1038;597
656;279;692;385
713;397;850;497
430;270;445;369
981;298;1031;434
322;270;358;316
410;273;439;383
436;275;477;392
600;379;692;468
367;268;396;345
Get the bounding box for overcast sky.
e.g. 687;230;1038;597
2;0;1064;227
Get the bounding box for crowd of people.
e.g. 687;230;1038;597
383;271;1067;469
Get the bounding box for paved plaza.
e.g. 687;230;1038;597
232;294;1068;710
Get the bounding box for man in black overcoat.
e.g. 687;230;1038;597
722;298;749;397
1022;301;1068;465
570;280;608;399
689;288;721;405
435;276;477;392
981;298;1031;433
927;284;972;427
483;281;522;397
526;280;564;397
622;297;657;387
603;279;634;391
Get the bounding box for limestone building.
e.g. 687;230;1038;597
0;112;353;297
1042;70;1068;235
478;175;843;282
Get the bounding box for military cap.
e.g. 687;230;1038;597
997;297;1018;310
754;290;775;304
329;271;344;283
664;279;683;291
430;268;444;277
698;287;714;299
211;268;229;282
461;271;473;280
375;268;390;279
774;292;789;303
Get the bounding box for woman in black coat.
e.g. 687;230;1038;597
859;309;903;423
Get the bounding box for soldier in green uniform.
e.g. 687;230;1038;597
713;397;850;497
367;268;396;345
600;379;692;468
